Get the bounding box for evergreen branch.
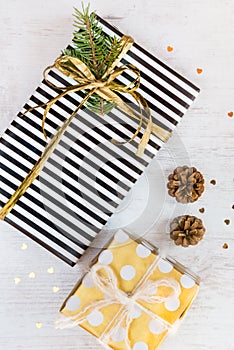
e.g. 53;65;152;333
63;3;121;115
97;36;120;73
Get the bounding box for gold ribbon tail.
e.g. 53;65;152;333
0;89;96;220
0;34;172;219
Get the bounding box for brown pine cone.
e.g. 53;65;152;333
167;166;204;204
170;215;206;247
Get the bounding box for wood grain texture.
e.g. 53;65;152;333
0;0;234;349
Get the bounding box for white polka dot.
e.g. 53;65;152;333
136;244;151;258
111;326;126;342
66;295;81;311
114;230;129;243
120;265;136;281
180;274;195;289
158;259;173;273
82;273;95;288
98;250;113;265
87;310;104;327
133;342;149;350
149;319;165;334
129;306;142;319
165;297;180;312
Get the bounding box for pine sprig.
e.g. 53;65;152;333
64;4;121;114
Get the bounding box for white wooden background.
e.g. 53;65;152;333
1;0;234;349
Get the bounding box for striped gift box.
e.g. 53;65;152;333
0;16;200;266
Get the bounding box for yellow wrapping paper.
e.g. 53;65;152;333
59;230;199;350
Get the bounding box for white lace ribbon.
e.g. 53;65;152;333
56;259;181;350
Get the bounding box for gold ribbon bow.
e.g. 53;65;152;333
0;35;170;220
56;262;181;350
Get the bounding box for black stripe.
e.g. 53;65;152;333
1;131;119;207
112;91;174;130
0;137;114;213
97;14;200;93
122;63;190;109
47;70;160;153
0;174;90;250
126;50;195;101
37;88;148;166
0;150;110;236
118;70;184;116
5;128;43;156
10;116;125;199
26;94;139;182
48;68;174;131
0;188;81;259
4;216;75;266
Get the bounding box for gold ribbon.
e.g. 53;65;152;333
0;35;170;220
56;262;181;350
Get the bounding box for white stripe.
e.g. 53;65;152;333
100;24;199;97
38;71;160;159
117;73;182;124
1;149;109;237
116;65;187;114
22;95;142;183
6;210;79;264
46;153;124;203
1;138;117;214
1;181;86;254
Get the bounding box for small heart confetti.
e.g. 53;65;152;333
199;208;205;213
29;272;36;279
210;179;216;185
196;68;203;74
53;286;60;293
36;322;42;329
223;243;229;249
47;267;54;274
167;45;173;52
21;243;28;250
228;111;233;117
14;278;21;285
224;219;230;225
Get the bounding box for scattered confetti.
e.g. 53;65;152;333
167;45;173;52
224;219;230;225
223;243;229;249
196;68;203;74
21;243;28;250
47;267;54;274
199;208;205;213
210;179;216;185
36;322;42;329
14;278;21;285
53;286;60;293
228;111;233;118
29;272;36;279
232;204;234;210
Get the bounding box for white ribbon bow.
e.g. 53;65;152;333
56;261;181;350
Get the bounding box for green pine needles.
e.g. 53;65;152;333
64;4;121;115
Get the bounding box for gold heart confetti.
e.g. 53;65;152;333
36;322;42;329
167;45;173;52
228;111;233;117
21;243;28;250
14;277;21;285
29;272;36;279
53;286;60;293
196;68;203;74
47;267;54;274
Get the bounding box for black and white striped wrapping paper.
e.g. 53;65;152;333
0;16;200;266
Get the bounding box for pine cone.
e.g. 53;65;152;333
167;166;204;204
170;215;206;247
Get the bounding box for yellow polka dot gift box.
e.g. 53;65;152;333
57;230;200;350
